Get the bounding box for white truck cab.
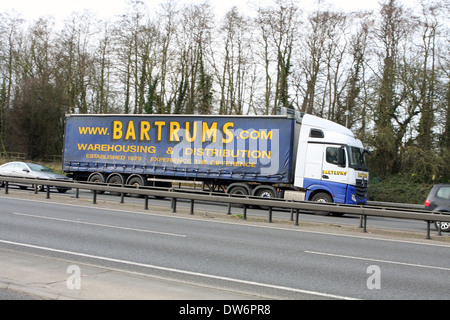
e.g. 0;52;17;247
279;108;369;206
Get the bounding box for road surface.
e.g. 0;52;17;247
0;189;448;301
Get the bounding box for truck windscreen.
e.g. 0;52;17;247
348;146;367;171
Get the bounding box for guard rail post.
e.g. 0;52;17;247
144;195;149;210
46;185;50;199
426;221;431;239
93;189;97;204
362;215;367;233
268;207;273;223
172;197;177;213
4;181;8;194
190;199;194;215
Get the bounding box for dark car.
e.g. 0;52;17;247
0;161;71;193
425;184;450;232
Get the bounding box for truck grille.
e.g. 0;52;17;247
355;179;368;199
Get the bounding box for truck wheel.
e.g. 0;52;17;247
254;187;277;210
127;176;145;198
229;186;249;196
107;174;124;196
311;192;332;216
255;188;276;198
88;173;105;194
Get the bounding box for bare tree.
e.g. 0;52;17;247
214;7;253;115
174;1;214;114
297;9;329;114
256;0;299;114
55;11;96;114
343;11;373;132
0;12;23;154
371;0;414;174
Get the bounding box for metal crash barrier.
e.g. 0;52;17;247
1;176;449;240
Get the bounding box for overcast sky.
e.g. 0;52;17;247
1;0;421;23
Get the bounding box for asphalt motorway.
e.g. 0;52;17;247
45;187;446;234
0;188;449;301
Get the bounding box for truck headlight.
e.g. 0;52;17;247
351;194;357;203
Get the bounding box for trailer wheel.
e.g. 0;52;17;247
254;187;277;210
127;175;145;198
254;187;277;199
107;174;124;196
88;173;105;194
229;186;249;196
311;192;332;216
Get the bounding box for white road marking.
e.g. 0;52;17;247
305;251;450;271
12;212;186;238
0;239;358;300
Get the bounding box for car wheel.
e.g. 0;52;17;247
435;221;450;232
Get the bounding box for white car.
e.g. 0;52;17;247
0;161;71;193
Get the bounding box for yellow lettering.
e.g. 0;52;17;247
125;121;136;140
140;121;151;141
222;122;234;143
261;130;272;140
154;121;166;141
112;121;123;140
250;131;260;139
202;122;217;142
170;122;180;141
185;122;197;142
239;130;249;140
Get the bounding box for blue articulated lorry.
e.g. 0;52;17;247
63;110;369;213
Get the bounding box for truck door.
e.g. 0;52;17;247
321;145;348;202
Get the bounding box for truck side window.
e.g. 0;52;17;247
326;147;341;165
310;129;324;138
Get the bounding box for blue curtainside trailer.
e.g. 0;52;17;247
63;114;295;185
63;110;369;213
